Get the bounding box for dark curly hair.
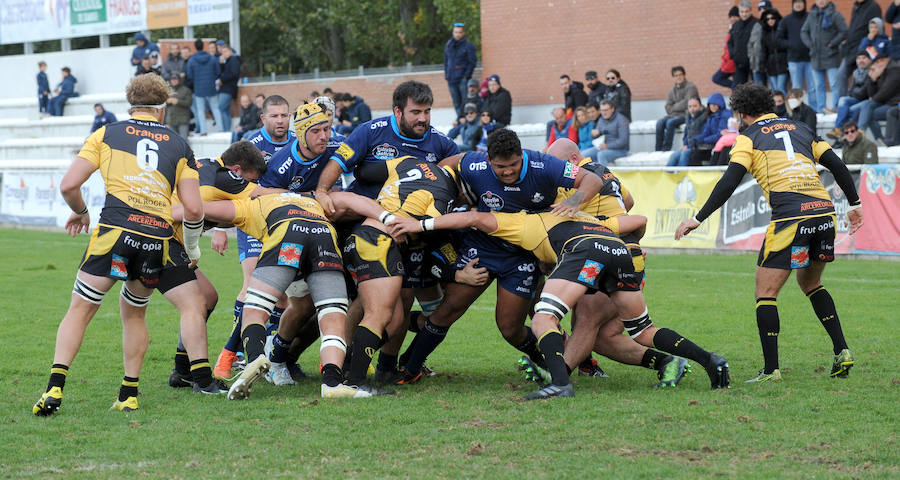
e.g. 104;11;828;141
392;80;433;111
730;83;774;118
486;128;522;160
221;140;265;175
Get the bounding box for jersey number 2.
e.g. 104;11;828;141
774;131;795;160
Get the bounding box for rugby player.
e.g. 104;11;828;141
314;81;460;379
33;74;216;416
212;95;295;379
166;141;267;389
182;191;390;398
675;84;864;383
397;128;606;384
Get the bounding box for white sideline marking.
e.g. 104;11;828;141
652;268;898;285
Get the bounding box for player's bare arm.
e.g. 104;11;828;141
551;168;604;216
59;157;98;237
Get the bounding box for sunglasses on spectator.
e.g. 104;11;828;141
844;128;858;133
481;113;491;117
606;76;617;80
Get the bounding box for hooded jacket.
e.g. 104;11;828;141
444;36;477;82
186;50;221;98
346;96;372;129
483;86;512;127
564;81;588;111
131;33;159;66
56;74;77;97
694;93;731;146
801;2;847;70
857;19;889;57
776;4;811;62
761;9;789;76
843;0;883;60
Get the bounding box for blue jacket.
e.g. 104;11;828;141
218;54;241;97
694;93;732;146
187;51;221;97
131;33;159;66
444;37;477;82
91;110;117;133
56;75;77;97
577;121;594;150
37;72;49;96
346;96;372;129
448;121;480;149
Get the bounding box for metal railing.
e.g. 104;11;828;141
244;63;482;84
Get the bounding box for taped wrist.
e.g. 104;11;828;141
182;215;204;261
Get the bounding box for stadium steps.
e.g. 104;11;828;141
0;93;129;119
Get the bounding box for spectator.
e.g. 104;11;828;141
444;22;477;119
232;94;260;143
215;39;225;57
322;87;335;99
90;103;117;133
777;0;816;111
165;74;192;139
858;18;889;57
463;78;483;116
602;69;632;121
217;43;241;132
589;100;629;165
836;0;883;104
482;74;512;127
856;53;900;142
761;9;789;93
48;67;77;116
802;0;847;113
729;1;757;86
712;116;742;165
655;66;699;151
161;43;186;81
713;7;741;88
787;88;817;130
254;93;265;110
560;74;587;112
149;51;162;70
839;121;879;162
186;38;222;136
336;92;372;135
130;32;159;69
827;50;873;139
574;107;594;152
447;103;481;151
773;90;789;116
37;61;50;116
585;70;607;105
546;107;578;150
691;92;731;164
667;96;707;167
885;1;900;60
471;110;497;152
748;1;772;86
135;56;160;76
884;105;900;146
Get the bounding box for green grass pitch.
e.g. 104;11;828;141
1;228;898;478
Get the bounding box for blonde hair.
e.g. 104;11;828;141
126;74;169;114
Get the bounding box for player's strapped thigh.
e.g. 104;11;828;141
72;275;110;304
120;283;152;307
79;225;168;288
758;215;836;269
534;292;571;321
342;224;404;284
156;239;198;294
236;228;263;263
245;265;297;316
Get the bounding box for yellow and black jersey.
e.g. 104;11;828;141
173;157;258;241
555;158;629;219
231;193;334;246
376;156;460;219
78;114;198;239
730;113;834;221
489;210;622;264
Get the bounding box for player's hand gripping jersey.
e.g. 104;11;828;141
555;158;629;220
171;156;257;241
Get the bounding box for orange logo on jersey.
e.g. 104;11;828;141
800;200;833;211
127;213;169;229
416;163;438;181
760;123;796;134
125;125;170;142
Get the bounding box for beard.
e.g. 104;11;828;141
398;114;428;139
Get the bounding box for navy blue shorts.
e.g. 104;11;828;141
453;231;538;299
237;228;263;263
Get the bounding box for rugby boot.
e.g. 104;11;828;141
523;383;574;400
373;366;403;385
213;349;237;379
830;349;854;378
168;369;193;388
578;356;610;378
227;354;270;400
745;369;782;383
286;361;308;380
397;368;423;385
267;362;296;386
193;379;227;395
322;381;396;398
111;396;139;412
33;387;63;416
517;355;551;386
654;356;689;388
706;352;731;389
421;364;438;377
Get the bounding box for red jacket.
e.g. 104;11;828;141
721;34;736;74
547;117;579;149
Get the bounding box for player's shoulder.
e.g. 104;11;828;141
363;115;393;133
459;151;489;173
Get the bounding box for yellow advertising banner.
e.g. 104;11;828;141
613;170;723;248
146;0;188;29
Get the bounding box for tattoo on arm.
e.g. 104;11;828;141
564;191;585;207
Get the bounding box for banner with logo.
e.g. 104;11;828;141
853;165;900;254
0;0;232;44
0;171;104;228
614;170;722;248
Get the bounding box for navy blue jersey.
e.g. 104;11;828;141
330;115;460;198
457;149;580;255
245;127;296;163
259;134;345;192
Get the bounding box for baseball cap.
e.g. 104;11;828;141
464;103;477;113
467;78;479;87
453;22;464;28
216;40;226;46
585;70;598;80
488;74;500;84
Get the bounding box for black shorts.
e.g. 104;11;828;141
257;219;344;278
156;240;198;294
758;214;836;269
343;224;404;284
549;236;641;295
79;226;171;290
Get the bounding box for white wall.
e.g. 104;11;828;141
0;45;135;99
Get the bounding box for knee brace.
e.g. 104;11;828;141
622;308;653;338
419;296;443;317
320;334;347;353
73;277;107;304
120;284;151;307
314;297;349;321
244;288;278;316
534;293;570;321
